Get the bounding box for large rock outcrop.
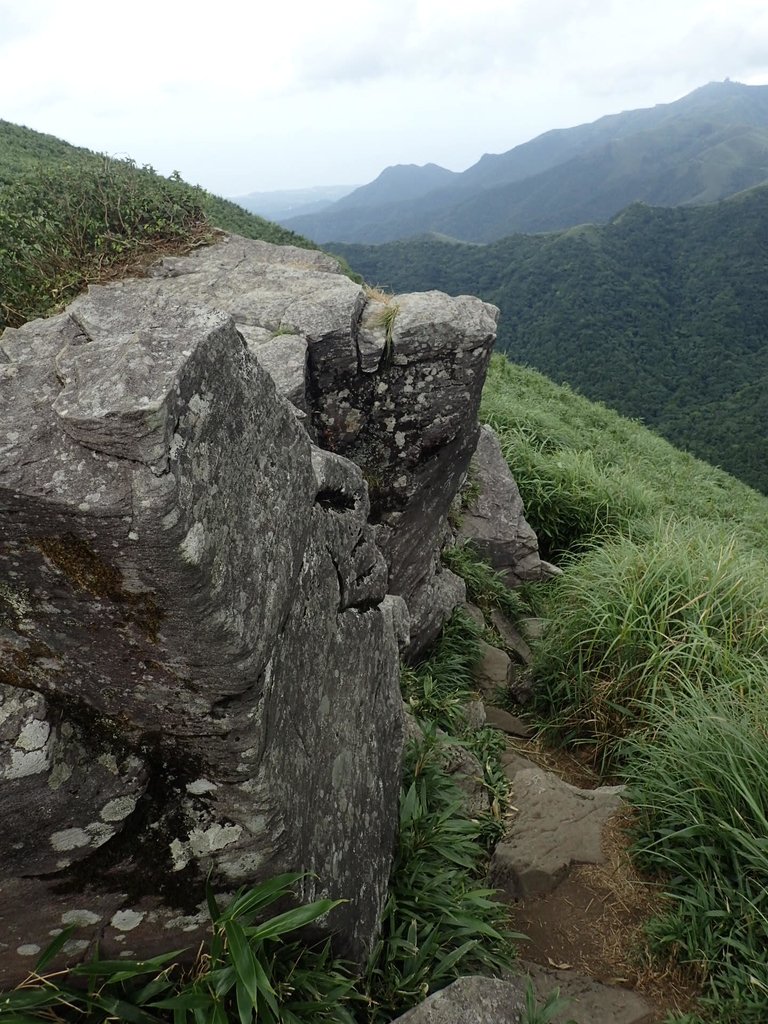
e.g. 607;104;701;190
0;264;401;984
140;237;498;653
0;236;498;985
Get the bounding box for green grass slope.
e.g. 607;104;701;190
330;185;768;494
0;120;316;329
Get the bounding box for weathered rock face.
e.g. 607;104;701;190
0;269;404;983
314;291;498;654
129;237;496;652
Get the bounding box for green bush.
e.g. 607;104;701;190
0;159;210;328
442;544;533;623
362;729;520;1022
1;873;355;1024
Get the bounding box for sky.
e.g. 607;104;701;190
2;0;768;197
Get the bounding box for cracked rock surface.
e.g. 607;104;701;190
135;235;498;654
0;243;409;984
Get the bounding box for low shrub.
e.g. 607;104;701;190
2;873;355;1023
442;544;534;623
0;148;319;332
362;729;520;1022
0;159;210;328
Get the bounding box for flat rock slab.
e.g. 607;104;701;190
490;609;533;665
484;706;533;738
523;963;653;1024
490;768;624;898
500;749;539;778
390;976;526;1023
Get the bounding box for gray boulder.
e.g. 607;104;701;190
458;425;543;585
389;976;526;1024
0;275;404;983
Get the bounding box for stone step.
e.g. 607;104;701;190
489;767;624;899
522;963;653;1024
484;706;534;739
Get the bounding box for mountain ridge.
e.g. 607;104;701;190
283;80;768;243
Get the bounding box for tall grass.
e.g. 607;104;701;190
530;518;768;765
401;611;483;734
480;354;768;552
480;352;768;1021
400;610;510;842
625;680;768;1023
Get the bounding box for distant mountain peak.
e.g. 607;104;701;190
331;161;458;211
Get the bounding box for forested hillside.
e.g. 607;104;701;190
284;81;768;243
330;186;768;493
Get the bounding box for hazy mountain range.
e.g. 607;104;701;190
281;80;768;243
228;184;358;222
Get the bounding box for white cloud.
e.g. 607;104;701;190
1;0;768;192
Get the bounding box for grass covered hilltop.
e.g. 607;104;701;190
2;124;768;1024
0;119;320;330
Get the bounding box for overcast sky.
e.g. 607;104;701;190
2;0;768;197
